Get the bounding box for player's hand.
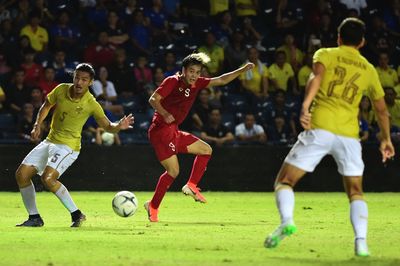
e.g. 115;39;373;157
119;114;134;130
300;108;312;130
379;139;395;163
243;62;255;72
163;112;175;124
30;124;41;141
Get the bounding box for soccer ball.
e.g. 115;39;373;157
112;191;138;217
101;132;114;146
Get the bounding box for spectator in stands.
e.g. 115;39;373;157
104;10;129;47
29;87;44;113
297;53;312;96
32;0;55;26
241;47;269;100
383;0;400;37
144;0;171;46
20;11;48;53
0;47;13;84
6;69;31;115
224;28;247;71
92;66;124;116
277;33;304;72
38;66;58;95
144;66;165;96
129;9;151;56
234;0;258;20
275;0;300;34
235;112;267;144
10;0;31;31
83;110;121;146
210;0;229;16
267;112;293;145
384;86;400;128
17;102;41;143
162;50;179;77
339;0;367;16
359;116;369;142
268;50;298;96
0;18;18;56
312;12;336;48
84;31;116;69
375;52;400;93
201;108;235;147
192;88;212;131
359;96;376;131
49;10;80;53
133;56;153;93
199;31;224;76
212;10;234;48
20;48;42;87
107;47;137;97
241;16;264;50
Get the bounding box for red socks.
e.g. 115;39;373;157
188;155;211;186
150;172;175;209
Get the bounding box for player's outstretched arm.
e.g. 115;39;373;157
373;98;395;162
207;62;255;88
300;62;325;130
31;99;55;140
97;114;134;133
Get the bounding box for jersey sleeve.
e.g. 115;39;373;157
313;48;331;69
368;68;385;101
91;100;106;120
196;77;211;89
47;84;62;104
155;76;179;98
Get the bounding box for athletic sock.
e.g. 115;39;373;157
188;155;211;186
350;200;368;239
54;184;78;213
20;183;39;215
151;172;175;209
276;188;295;225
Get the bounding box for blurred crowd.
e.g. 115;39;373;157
0;0;400;146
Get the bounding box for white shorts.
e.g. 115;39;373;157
285;129;364;176
22;140;79;177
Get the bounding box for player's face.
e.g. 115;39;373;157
73;70;93;95
182;65;202;85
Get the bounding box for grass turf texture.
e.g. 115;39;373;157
1;192;399;266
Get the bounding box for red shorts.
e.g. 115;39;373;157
148;122;199;161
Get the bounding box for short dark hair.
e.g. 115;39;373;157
75;63;95;79
338;18;365;46
182;53;210;69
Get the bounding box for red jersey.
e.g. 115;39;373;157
153;75;211;126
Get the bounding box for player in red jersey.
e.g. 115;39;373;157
144;52;254;222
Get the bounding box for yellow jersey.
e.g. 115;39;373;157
235;0;257;16
198;45;224;75
20;25;48;52
387;100;400;128
210;0;229;15
239;63;269;94
298;65;312;88
311;46;384;139
268;63;294;92
375;66;398;88
46;84;106;151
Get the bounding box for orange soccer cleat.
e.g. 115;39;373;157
144;200;159;222
182;183;207;203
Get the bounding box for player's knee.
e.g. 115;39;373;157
15;166;31;186
40;173;58;189
166;167;179;178
274;182;293;191
348;188;364;202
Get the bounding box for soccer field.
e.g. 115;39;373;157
0;192;399;266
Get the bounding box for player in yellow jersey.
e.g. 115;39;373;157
15;63;134;227
264;18;395;256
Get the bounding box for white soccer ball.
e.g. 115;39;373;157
101;132;114;146
112;191;138;217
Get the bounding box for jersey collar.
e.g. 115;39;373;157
339;45;360;55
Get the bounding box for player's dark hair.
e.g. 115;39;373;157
182;53;210;69
338;18;365;46
75;63;95;79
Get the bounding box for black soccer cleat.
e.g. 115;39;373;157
70;213;86;227
16;217;44;227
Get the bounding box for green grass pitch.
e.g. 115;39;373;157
1;192;399;266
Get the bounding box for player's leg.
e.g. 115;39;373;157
343;175;369;257
15;164;43;227
181;135;212;203
145;155;179;221
15;141;50;227
41;144;84;227
264;163;306;248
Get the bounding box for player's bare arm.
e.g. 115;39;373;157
301;62;325;130
96;114;134;133
31;99;55;140
149;92;175;123
373;98;395;162
208;62;255;88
